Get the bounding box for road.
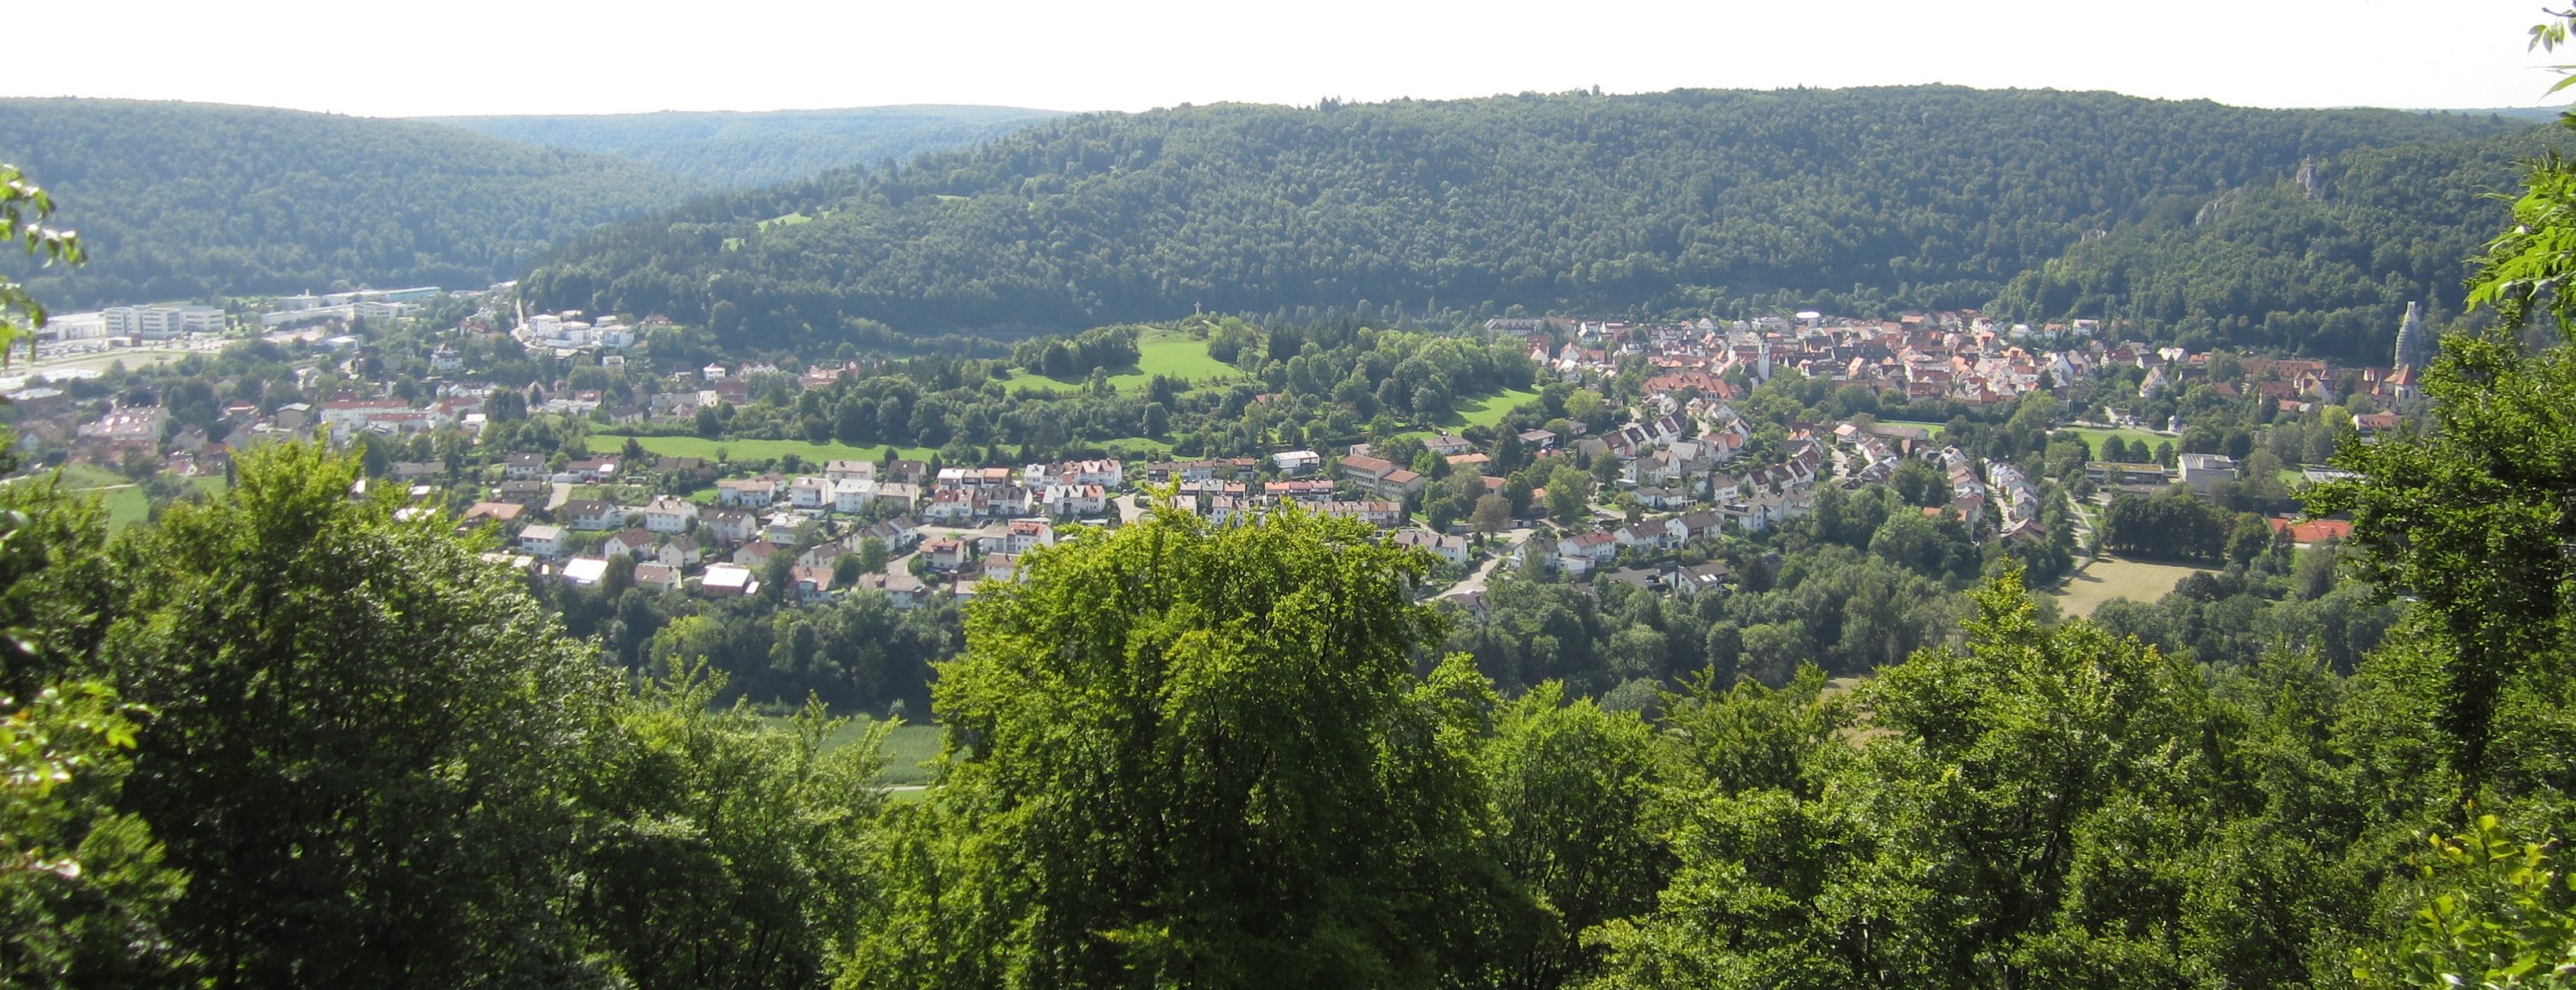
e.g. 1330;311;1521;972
546;482;573;511
1440;527;1535;600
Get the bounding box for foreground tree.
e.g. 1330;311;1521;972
846;502;1506;988
104;442;619;985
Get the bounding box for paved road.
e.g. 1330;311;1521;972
546;481;573;511
1440;527;1535;600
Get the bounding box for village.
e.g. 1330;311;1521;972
0;294;2433;614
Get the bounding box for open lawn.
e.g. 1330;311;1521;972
591;434;938;465
763;715;945;786
8;465;226;530
2052;554;2216;617
1439;387;1543;429
2061;426;2171;457
1029;333;1244;395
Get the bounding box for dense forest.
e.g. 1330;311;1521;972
0;99;698;307
521;86;2527;361
1985;126;2576;358
429;105;1065;189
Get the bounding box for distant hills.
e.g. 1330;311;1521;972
0;98;698;308
521;86;2535;361
0;100;1058;310
426;105;1063;190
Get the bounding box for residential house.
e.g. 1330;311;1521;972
1004;518;1056;554
459;502;525;529
1391;529;1470;567
857;571;924;610
632;562;682;594
495;479;548;506
603;529;656;560
856;516;922;553
790;566;840;605
733;540;784;569
823;459;877;483
701;508;758;544
656;536;703;569
518;524;568;558
919;537;970;572
715;477;780;508
1336;454;1428;500
788;476;833;510
561;500;623;531
642;497;698;534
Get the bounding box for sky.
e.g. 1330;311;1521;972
16;0;2572;117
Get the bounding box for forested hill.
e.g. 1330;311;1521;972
0;98;699;308
1987;124;2576;359
427;105;1065;189
519;86;2525;356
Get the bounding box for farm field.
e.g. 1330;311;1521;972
590;434;938;465
2052;554;2216;617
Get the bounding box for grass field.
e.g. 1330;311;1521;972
1872;419;1949;436
1440;387;1543;429
2060;426;2171;456
764;715;945;786
1030;333;1244;395
2052;554;2216;617
7;464;226;530
590;434;938;465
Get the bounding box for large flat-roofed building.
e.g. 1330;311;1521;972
104;304;225;339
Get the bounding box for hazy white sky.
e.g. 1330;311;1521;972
18;0;2572;117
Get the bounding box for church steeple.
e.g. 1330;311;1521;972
2393;301;2431;369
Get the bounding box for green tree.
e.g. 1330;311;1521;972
569;665;889;990
103;442;618;985
1546;464;1592;523
848;502;1502;988
1474;683;1671;990
0;163;83;359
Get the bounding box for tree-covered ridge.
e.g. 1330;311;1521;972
427;105;1066;190
1987;126;2576;360
521;86;2519;350
0;98;699;308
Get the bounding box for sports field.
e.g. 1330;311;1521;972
2060;426;2171;456
2052;554;2215;617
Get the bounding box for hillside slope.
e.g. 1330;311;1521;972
1986;126;2574;360
521;87;2524;357
427;105;1063;189
0;98;699;308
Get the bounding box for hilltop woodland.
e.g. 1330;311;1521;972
429;105;1066;191
0;99;696;308
523;86;2538;364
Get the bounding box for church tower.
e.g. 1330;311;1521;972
2393;301;2431;369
